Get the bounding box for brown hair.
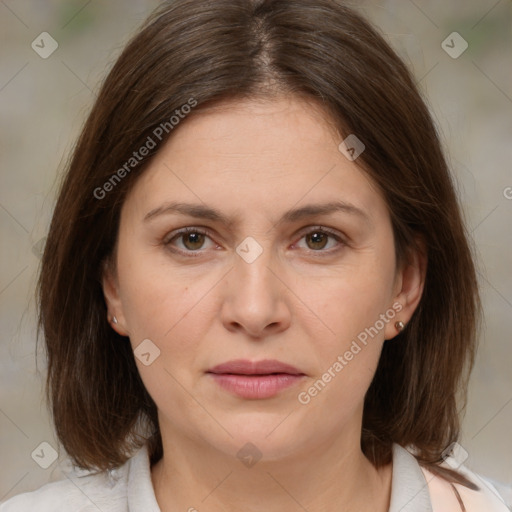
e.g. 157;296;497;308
37;0;481;489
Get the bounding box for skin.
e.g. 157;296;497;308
102;95;426;512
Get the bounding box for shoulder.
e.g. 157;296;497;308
391;444;511;512
0;465;129;512
421;460;511;512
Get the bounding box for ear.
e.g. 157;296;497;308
384;235;427;340
101;256;129;336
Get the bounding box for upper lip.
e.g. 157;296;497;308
207;359;304;375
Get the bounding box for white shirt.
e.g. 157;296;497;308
1;443;510;511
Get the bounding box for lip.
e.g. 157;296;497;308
208;359;303;375
207;359;306;399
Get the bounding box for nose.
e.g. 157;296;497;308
220;244;292;339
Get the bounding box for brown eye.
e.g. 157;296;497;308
181;231;206;250
305;231;330;250
164;227;215;255
295;227;344;253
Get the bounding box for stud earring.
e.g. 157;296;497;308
395;320;405;332
112;316;118;324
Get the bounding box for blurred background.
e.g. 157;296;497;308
1;0;511;503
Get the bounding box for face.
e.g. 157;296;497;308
103;96;425;463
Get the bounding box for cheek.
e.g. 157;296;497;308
116;241;200;340
116;251;219;386
294;252;396;420
118;262;209;418
296;274;390;421
298;347;381;437
302;260;395;349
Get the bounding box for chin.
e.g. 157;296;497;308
207;411;314;463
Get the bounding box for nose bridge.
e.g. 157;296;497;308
221;234;290;335
234;235;278;296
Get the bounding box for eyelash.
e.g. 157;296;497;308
163;226;346;258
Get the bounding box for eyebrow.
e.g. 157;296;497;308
143;200;371;227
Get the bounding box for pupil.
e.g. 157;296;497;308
185;233;204;250
308;232;327;250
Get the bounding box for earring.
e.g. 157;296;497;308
112;316;118;324
395;320;405;332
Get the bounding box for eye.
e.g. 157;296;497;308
294;227;345;253
163;225;346;257
164;227;216;254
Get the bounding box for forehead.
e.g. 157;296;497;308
122;96;388;226
163;95;342;160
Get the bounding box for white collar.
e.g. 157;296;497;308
123;442;433;512
126;442;161;511
389;444;432;512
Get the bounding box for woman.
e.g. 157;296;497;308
1;0;509;510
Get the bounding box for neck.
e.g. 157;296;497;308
151;426;392;512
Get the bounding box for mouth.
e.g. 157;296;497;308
206;359;306;399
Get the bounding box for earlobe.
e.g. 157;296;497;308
385;236;427;340
101;257;128;336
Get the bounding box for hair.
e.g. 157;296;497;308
37;0;481;490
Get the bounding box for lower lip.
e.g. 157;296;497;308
208;373;305;399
